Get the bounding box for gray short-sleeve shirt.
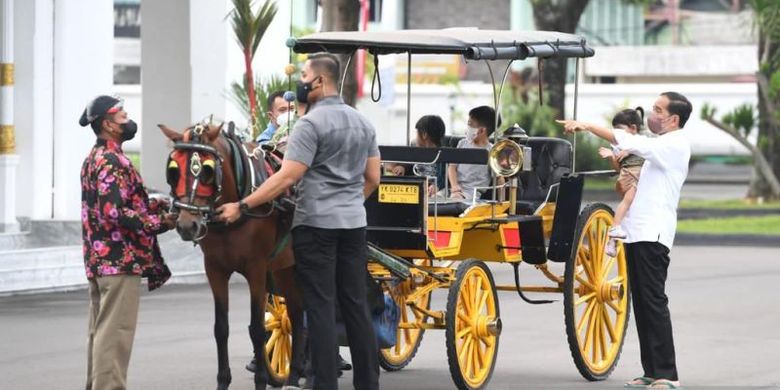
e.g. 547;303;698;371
455;138;492;198
284;96;379;229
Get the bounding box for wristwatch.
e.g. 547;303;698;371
238;200;249;214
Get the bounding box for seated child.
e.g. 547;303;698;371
601;107;646;257
386;115;447;197
447;106;500;201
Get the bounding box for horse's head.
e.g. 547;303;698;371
159;119;236;242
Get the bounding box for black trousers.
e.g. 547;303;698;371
293;226;380;390
625;241;679;381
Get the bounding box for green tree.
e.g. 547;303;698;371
528;0;649;118
228;0;278;135
752;0;780;199
699;1;780;200
321;0;361;107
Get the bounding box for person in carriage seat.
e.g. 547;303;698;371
78;95;177;390
387;115;447;196
256;90;296;143
447;105;500;200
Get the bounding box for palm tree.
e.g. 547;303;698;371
229;0;278;134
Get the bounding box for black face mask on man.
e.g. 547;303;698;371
296;77;320;104
114;120;138;141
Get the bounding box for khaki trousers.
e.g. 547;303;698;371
86;275;141;390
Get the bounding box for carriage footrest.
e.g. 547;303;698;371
367;243;412;280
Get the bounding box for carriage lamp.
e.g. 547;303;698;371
503;125;533;173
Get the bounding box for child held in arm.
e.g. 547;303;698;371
601;107;645;257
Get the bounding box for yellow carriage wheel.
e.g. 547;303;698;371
264;294;292;387
564;203;630;381
445;260;501;390
379;259;433;371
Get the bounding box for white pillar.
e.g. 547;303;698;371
52;0;114;220
141;0;193;192
0;0;20;232
14;0;54;220
141;0;231;191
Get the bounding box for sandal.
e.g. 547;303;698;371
649;379;682;389
625;377;654;388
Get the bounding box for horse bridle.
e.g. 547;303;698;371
166;124;225;233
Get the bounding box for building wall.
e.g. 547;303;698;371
404;0;510;83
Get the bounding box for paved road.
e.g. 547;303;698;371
2;246;779;390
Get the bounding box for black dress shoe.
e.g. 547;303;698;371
245;357;258;373
338;355;352;371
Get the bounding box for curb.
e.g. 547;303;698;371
678;208;780;220
675;233;780;247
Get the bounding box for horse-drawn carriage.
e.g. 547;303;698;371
258;29;631;390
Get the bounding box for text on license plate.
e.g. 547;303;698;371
378;184;419;204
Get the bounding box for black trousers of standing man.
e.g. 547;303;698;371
293;226;380;390
625;241;679;381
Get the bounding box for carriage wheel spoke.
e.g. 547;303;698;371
457;326;472;340
477;287;490;314
578;250;597;283
271;335;281;371
464;336;475;377
575;274;596;293
575;292;596;306
459;334;473;363
460;292;473;317
583;303;598;354
265;319;281;330
266;330;280;354
591;305;602;363
598;309;609;362
601;304;618;343
605;297;624;314
472;340;482;377
602;256;616;280
472;283;484;317
458;311;471;325
577;299;596;335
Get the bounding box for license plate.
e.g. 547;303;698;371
378;184;419;204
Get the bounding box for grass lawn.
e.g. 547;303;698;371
583;176;617;191
678;198;780;210
677;215;780;236
127;152;141;170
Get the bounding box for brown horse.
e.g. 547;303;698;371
159;121;304;390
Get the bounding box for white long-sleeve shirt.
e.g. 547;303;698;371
613;129;691;250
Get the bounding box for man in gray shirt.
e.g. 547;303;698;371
217;53;381;390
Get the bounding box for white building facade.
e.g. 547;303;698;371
0;0;760;229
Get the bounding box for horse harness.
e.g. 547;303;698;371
166;121;295;255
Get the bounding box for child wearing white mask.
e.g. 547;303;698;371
598;107;646;257
447;106;499;200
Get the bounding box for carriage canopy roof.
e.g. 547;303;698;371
291;28;594;60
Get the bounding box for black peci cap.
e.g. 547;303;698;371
79;95;123;127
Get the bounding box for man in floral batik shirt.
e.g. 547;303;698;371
79;95;177;390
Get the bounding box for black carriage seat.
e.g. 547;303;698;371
428;200;470;217
440;136;573;214
516;137;573;213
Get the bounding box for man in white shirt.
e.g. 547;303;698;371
558;92;692;390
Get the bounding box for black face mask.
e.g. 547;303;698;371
296;77;320;104
119;120;138;141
